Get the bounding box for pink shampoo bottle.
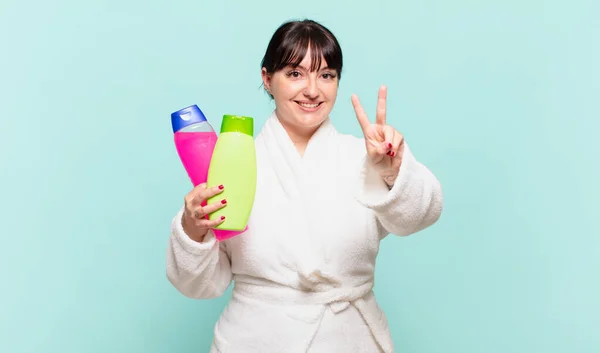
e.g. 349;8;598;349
171;104;247;241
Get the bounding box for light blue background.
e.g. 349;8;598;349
1;0;598;352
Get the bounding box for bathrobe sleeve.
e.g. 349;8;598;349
355;142;443;237
166;206;233;299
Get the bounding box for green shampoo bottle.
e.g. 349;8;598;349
206;115;257;231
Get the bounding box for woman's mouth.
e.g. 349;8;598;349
295;101;323;112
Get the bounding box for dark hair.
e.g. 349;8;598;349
261;19;343;95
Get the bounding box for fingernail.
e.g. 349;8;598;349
388;143;392;149
218;185;224;190
220;216;225;220
221;199;227;204
386;150;392;155
390;151;396;157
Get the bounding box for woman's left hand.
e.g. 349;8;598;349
351;85;404;186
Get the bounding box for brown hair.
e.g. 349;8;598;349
261;19;343;96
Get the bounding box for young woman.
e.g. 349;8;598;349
166;19;443;353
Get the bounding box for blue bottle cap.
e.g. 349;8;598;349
171;104;208;133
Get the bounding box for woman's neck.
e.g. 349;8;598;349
276;116;320;156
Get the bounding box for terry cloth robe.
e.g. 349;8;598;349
166;112;443;353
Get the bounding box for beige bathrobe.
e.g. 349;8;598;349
166;112;443;352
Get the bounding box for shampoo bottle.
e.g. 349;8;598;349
206;115;257;231
171;105;247;241
171;105;217;187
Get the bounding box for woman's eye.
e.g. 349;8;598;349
287;71;301;78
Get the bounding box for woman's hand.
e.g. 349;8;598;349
181;183;227;242
351;85;404;186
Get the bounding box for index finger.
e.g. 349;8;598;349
351;94;370;132
201;184;225;202
187;183;223;207
376;85;387;125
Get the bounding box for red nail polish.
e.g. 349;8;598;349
388;143;392;149
218;185;224;190
221;216;225;220
221;199;227;204
390;151;396;157
386;150;392;155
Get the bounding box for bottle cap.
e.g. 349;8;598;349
221;115;254;136
171;105;208;133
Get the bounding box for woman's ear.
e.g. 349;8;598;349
261;67;271;94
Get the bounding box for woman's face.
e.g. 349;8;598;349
262;48;339;132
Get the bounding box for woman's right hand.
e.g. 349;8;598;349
181;183;227;242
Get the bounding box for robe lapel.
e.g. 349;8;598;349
257;112;340;201
256;112;342;289
257;112;303;200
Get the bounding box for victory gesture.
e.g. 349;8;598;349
351;85;404;185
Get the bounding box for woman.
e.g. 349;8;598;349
166;19;443;353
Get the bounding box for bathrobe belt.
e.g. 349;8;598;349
231;274;394;352
232;274;373;313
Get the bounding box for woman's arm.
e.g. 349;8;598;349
166;207;233;299
356;142;443;237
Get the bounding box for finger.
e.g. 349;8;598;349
185;183;224;217
397;139;405;161
195;215;226;229
193;206;207;220
389;132;404;159
381;127;395;155
200;183;225;202
351;94;370;133
199;198;227;216
375;85;387;125
184;183;207;210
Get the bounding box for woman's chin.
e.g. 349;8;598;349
276;106;331;130
297;115;328;128
293;109;331;128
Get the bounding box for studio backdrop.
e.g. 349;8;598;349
1;0;598;352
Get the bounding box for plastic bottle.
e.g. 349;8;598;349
206;115;257;231
171;105;247;241
171;105;217;187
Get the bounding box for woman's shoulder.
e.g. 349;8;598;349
333;127;365;146
334;131;367;159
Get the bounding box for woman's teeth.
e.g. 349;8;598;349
298;102;320;108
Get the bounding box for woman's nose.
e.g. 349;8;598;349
303;77;319;98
